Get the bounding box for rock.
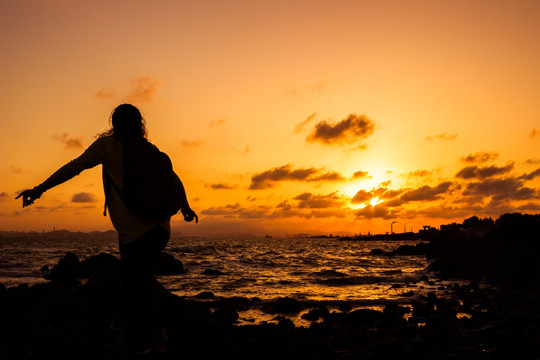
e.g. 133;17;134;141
262;297;303;314
150;252;184;275
338;302;352;312
195;291;215;299
214;303;239;323
301;306;330;321
48;252;83;283
81;252;122;277
370;249;387;255
202;269;225;276
345;308;383;324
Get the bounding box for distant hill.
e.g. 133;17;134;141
0;230;118;240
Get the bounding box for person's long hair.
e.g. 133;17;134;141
98;104;147;141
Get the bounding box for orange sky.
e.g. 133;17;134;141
1;0;539;236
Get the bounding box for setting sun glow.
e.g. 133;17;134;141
1;0;539;236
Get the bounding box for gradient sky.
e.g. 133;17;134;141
1;0;539;236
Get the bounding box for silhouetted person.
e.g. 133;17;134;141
17;104;197;353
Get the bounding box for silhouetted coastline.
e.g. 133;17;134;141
1;213;539;359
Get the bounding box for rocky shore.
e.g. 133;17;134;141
1;213;539;359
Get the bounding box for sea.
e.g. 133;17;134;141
0;234;456;306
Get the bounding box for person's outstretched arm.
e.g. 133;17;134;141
16;147;101;208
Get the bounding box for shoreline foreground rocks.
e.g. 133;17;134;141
1;213;539;359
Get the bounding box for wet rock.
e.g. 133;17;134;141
345;308;383;324
370;248;387;255
214;303;239;323
150;252;184;275
202;269;225;276
301;306;330;321
195;291;215;299
262;297;303;314
412;300;433;318
81;252;122;276
338;302;352;312
48;252;83;283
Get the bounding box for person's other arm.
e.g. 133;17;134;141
175;173;198;223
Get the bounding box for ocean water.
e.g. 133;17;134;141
0;235;448;304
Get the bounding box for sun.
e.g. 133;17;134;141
369;197;379;206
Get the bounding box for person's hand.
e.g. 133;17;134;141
15;188;42;208
182;208;198;223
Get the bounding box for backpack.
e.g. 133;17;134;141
104;138;183;219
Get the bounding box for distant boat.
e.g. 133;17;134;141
265;234;272;239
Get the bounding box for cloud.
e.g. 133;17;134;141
208;183;237;190
209;118;227;127
306;114;375;145
408;170;432;177
125;77;159;103
400;182;453;202
94;88;116;99
355;205;391;219
294;113;317;133
519;168;540;181
530;128;539;139
460;152;498;163
425;133;458;141
456;163;514;179
352;171;370;179
293;192;346;209
463;178;523;197
249;164;344;189
53;133;83;149
526;158;540;165
71;192;97;203
351;190;372;204
0;192;9;201
181;140;203;147
308;172;346;182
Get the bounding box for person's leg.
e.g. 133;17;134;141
119;226;169;350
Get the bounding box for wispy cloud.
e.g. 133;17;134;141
0;192;9;201
530;128;539;139
294;192;345;209
71;192;97;203
460;152;498;163
456;163;514;179
400;182;453;202
53;133;83;149
306;114;375;145
208;183;237;190
209;118;227;127
249;164;345;189
249;164;318;189
408;170;432;178
294;113;317;133
425;133;458;141
519;168;540;181
351;171;370;179
94;88;116;99
181;139;203;147
125;77;159;103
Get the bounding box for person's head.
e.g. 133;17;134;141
106;104;147;140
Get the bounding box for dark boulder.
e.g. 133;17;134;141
262;297;303;314
150;252;184;275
